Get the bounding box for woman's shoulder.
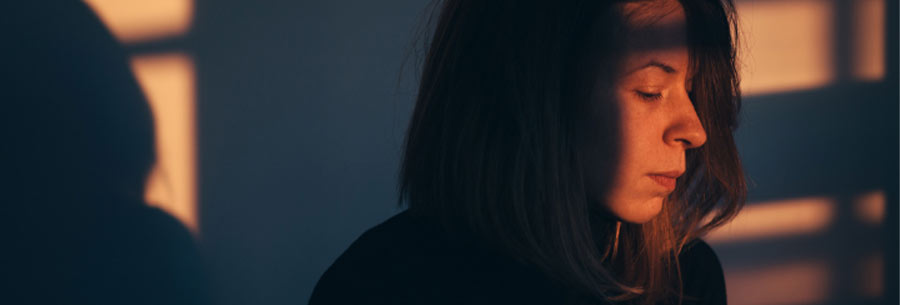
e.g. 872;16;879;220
309;211;567;305
678;239;727;305
679;239;721;266
308;210;442;305
328;210;427;258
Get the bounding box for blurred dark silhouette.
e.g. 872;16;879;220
1;2;210;305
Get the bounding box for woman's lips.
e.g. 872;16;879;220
648;174;677;190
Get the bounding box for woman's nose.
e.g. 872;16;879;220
663;92;707;149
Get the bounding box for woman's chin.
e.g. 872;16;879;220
613;196;664;224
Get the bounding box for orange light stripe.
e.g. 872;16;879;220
725;260;830;305
852;0;885;80
84;0;193;44
706;197;835;243
130;53;198;234
736;0;834;96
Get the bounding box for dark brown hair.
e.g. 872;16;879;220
399;0;746;304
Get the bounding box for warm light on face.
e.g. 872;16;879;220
131;53;198;234
736;0;834;96
592;0;705;224
83;0;193;43
725;260;830;305
706;197;836;243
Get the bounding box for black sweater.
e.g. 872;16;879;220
309;211;726;305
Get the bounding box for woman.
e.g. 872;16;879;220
310;0;745;304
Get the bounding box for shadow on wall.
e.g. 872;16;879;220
710;81;897;305
1;2;209;305
705;0;898;302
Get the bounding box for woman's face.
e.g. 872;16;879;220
586;0;707;224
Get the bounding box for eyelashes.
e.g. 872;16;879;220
634;90;663;101
632;83;695;102
633;89;693;102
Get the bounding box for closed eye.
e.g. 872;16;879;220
635;90;662;101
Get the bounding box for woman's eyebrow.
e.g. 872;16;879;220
625;59;678;75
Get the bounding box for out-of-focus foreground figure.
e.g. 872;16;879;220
1;2;209;305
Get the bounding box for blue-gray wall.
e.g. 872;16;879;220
193;1;426;304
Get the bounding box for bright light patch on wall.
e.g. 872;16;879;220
736;0;834;96
84;0;193;44
130;53;197;234
852;0;885;80
853;189;885;225
706;197;835;244
725;260;830;305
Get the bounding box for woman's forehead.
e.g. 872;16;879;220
616;0;692;79
620;0;687;52
620;0;683;24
